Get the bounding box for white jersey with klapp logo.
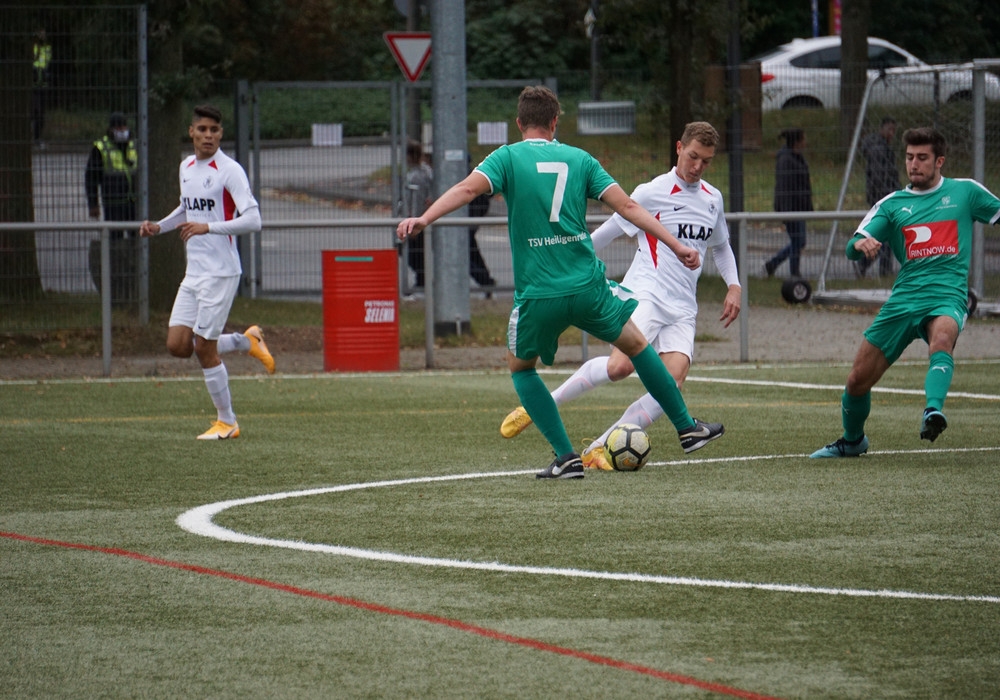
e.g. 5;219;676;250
612;168;730;320
160;148;260;278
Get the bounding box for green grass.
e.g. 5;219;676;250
3;361;999;698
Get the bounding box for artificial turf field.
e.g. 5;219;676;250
2;360;999;699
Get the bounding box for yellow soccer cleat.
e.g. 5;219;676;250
244;325;275;374
197;421;240;440
581;443;613;471
500;406;533;438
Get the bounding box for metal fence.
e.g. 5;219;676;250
4;7;1000;346
1;4;146;331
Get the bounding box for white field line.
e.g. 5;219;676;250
177;466;1000;605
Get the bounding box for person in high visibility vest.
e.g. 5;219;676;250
32;28;51;142
85;112;138;305
86;112;137;222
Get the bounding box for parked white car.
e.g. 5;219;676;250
753;36;1000;111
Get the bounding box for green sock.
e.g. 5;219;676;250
511;368;573;457
841;390;870;443
630;344;694;432
924;351;954;411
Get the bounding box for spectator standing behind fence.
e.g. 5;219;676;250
139;105;274;441
32;28;51;144
401;139;433;291
85;112;137;305
857;117;901;277
467;188;497;297
764;128;813;279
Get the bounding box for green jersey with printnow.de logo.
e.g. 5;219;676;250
851;177;1000;306
475;138;617;300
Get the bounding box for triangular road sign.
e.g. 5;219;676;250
384;32;432;83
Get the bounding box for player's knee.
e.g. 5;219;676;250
606;356;634;382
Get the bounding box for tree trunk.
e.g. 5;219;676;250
839;0;871;150
146;18;187;313
0;14;43;300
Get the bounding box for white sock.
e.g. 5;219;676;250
591;393;664;453
217;332;250;354
551;356;612;404
203;363;237;425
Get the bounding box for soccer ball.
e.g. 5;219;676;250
604;423;651;471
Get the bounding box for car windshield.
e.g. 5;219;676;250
748;47;789;62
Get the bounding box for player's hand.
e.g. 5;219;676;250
139;220;159;237
178;222;209;242
674;245;700;270
396;217;427;241
720;284;741;328
854;236;881;260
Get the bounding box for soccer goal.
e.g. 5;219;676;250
813;59;1000;317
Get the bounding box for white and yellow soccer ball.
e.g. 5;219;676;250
604;423;651;471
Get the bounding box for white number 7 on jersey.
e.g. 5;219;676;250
536;162;568;222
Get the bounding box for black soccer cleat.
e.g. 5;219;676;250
920;408;947;443
536;452;585;479
678;419;725;454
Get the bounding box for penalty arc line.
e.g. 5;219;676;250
0;530;778;700
174;470;1000;605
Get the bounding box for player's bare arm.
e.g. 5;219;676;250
601;185;700;269
177;221;210;242
396;172;491;241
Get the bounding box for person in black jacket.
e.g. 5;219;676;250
85;112;138;304
857;117;900;277
765;128;813;278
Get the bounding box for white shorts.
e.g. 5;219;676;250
630;298;697;361
168;274;240;340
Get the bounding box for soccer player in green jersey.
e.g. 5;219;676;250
811;127;1000;458
397;86;725;478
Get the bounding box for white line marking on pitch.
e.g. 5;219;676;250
176;466;1000;605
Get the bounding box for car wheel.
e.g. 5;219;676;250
782;96;823;110
781;277;812;304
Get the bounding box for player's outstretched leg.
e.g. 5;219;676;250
244;325;275;374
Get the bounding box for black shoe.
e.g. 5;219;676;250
763;261;776;278
536;452;584;479
920;408;947;442
678;419;725;454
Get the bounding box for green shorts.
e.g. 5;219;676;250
864;293;967;364
507;280;637;366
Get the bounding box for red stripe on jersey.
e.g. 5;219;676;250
223;188;237;221
209;159;219;171
701;183;711;194
670;183;682;195
643;211;662;268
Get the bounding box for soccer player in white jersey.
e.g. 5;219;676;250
499;121;741;469
139;105;274;440
811;127;1000;457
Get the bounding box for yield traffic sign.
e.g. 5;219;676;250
383;32;432;83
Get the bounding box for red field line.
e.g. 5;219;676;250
2;531;781;699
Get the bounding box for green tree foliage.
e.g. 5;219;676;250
465;1;590;79
184;0;400;81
